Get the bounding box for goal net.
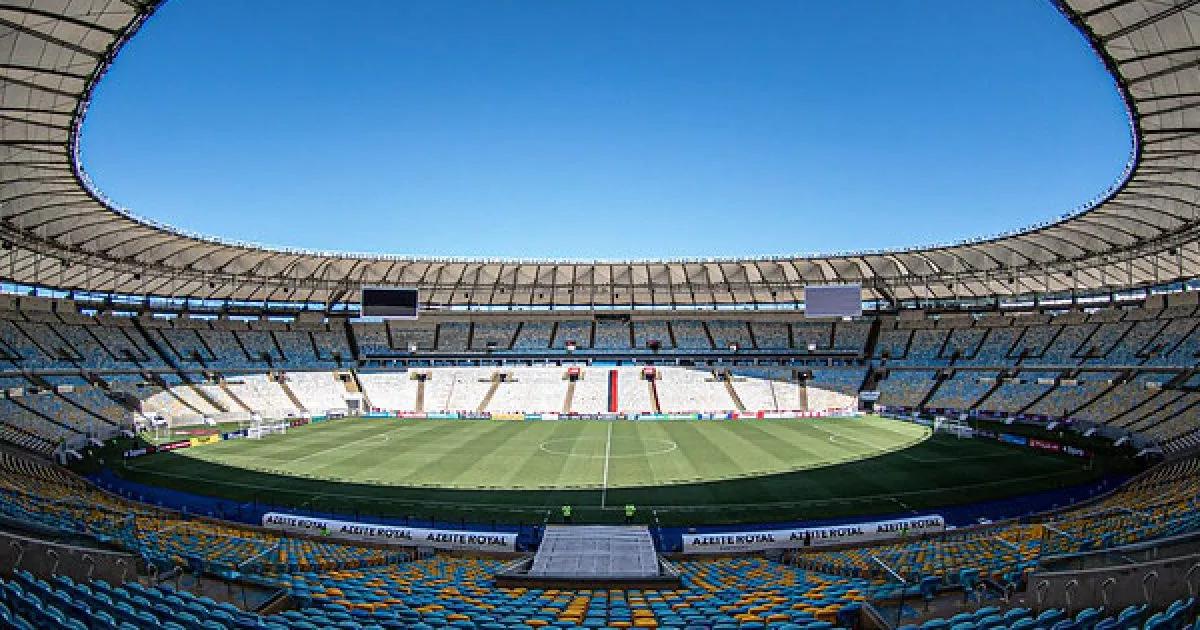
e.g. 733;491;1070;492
247;419;289;440
933;416;975;439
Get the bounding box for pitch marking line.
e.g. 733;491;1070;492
537;437;678;458
288;423;417;466
601;421;613;508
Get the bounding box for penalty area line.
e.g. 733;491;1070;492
289;423;414;466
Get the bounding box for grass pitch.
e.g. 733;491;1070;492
146;415;928;489
121;415;1113;525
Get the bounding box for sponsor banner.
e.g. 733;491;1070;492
188;434;222;447
222;430;247;440
1028;438;1060;453
998;433;1028;446
156;440;191;452
683;515;945;554
123;447;149;459
261;513;517;551
362;412;394;419
492;413;525;421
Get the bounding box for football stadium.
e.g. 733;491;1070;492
2;1;1200;629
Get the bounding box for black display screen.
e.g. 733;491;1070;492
804;284;862;318
361;288;419;318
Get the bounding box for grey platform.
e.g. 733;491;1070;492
496;525;681;588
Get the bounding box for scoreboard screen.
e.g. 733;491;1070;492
361;288;419;319
804;284;862;318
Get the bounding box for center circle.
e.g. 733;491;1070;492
538;436;679;458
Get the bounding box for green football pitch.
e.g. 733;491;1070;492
119;415;1113;525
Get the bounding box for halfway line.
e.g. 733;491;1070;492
600;421;613;508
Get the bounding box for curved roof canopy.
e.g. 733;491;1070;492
0;0;1198;308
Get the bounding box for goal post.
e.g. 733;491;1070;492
933;415;975;439
247;414;289;440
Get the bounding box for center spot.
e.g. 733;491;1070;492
538;436;679;458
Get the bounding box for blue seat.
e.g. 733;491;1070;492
1035;609;1064;626
1168;597;1195;624
1143;612;1171;630
918;576;941;608
1073;607;1102;630
972;607;1000;621
1115;604;1146;628
92;610;120;630
959;569;981;603
1050;619;1078;630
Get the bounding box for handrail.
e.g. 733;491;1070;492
870;553;907;584
1100;576;1117;610
115;558;129;582
1141;570;1158;604
1064;578;1080;616
9;540;25;570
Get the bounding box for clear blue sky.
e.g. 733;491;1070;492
81;0;1131;260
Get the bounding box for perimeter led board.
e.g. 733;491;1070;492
361;288;419;319
804;284;862;318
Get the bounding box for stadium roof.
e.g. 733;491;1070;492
1;0;1199;308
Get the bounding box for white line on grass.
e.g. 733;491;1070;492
600;421;613;508
288;423;413;466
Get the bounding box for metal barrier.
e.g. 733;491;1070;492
0;528;138;585
1026;550;1200;612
